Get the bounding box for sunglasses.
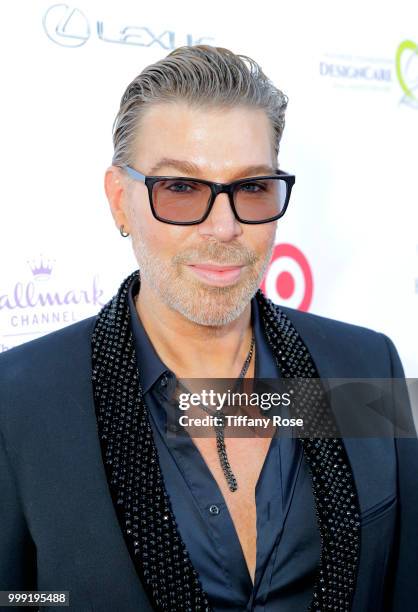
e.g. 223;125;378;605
121;165;295;225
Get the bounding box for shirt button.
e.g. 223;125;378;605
209;504;220;515
160;375;168;387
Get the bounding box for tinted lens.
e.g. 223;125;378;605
152;179;211;222
234;178;287;222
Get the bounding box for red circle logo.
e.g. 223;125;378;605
260;243;313;311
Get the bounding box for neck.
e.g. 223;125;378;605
135;280;254;379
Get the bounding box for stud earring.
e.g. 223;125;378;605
120;225;130;237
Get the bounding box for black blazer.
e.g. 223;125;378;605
0;305;417;611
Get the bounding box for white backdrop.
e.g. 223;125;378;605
1;0;417;375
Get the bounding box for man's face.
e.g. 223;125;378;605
117;102;278;326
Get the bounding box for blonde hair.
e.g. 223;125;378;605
112;44;288;166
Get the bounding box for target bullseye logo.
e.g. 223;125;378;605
260;243;313;311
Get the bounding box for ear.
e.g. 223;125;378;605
104;166;130;234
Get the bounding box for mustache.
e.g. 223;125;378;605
172;242;259;267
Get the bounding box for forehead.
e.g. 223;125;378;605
131;102;276;179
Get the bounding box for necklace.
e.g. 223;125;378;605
176;329;255;493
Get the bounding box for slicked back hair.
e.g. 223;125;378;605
112;44;288;167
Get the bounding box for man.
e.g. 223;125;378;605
0;45;417;612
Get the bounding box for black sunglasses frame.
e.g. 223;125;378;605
122;165;295;225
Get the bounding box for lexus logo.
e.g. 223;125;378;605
43;4;90;47
42;4;213;49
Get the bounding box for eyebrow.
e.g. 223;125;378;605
147;157;277;178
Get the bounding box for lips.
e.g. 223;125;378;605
186;263;245;286
191;263;243;271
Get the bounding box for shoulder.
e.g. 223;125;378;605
273;303;404;378
0;316;99;469
278;304;381;342
0;316;97;389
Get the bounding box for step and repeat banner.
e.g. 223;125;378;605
0;1;417;374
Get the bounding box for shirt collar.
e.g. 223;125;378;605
128;276;172;394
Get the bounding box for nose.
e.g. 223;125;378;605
197;192;242;242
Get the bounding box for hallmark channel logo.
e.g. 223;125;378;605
42;4;213;49
27;255;55;280
0;255;107;353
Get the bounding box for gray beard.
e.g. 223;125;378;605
131;238;275;327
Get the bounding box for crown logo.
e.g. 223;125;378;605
27;255;55;281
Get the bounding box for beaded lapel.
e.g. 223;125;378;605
92;271;361;611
